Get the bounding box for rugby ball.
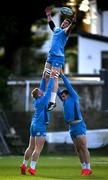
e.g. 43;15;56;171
60;7;73;16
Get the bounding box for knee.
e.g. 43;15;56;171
81;144;87;151
28;145;35;152
76;146;80;153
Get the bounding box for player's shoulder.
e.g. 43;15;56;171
54;27;61;32
32;99;37;106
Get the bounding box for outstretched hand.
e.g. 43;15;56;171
45;7;52;16
72;13;76;24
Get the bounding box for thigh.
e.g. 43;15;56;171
75;135;87;148
76;135;87;144
52;66;61;74
28;136;35;149
35;136;46;151
70;122;86;139
44;62;52;70
72;136;80;149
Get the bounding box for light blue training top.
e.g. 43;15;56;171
58;75;84;124
49;27;68;57
31;77;54;132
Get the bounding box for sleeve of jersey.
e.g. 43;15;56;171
49;20;56;31
62;75;78;99
39;78;46;92
44;77;54;101
57;86;63;101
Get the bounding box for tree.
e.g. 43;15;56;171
0;0;69;109
0;0;68;69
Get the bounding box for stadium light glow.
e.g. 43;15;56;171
83;12;91;24
31;24;37;33
0;47;5;57
79;0;90;12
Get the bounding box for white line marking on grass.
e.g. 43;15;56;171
93;161;108;164
49;157;63;160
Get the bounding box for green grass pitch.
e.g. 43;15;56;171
0;155;108;180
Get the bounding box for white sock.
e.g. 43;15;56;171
86;163;91;169
50;92;57;103
30;161;37;169
81;162;86;169
23;160;28;167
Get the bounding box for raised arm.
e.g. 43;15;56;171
57;86;63;102
39;78;46;92
45;7;55;31
61;73;78;99
44;77;54;101
65;14;76;35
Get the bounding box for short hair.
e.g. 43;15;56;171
60;89;69;95
31;88;39;99
65;18;72;24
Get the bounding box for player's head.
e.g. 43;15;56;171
31;88;43;99
60;89;69;101
61;19;71;29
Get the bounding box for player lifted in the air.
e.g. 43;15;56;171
43;6;76;111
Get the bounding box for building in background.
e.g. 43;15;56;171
78;0;108;74
40;0;108;74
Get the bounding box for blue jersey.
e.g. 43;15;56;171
49;27;68;57
57;75;86;136
31;77;54;134
58;75;83;123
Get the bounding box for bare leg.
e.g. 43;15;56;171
43;63;61;94
47;66;61;111
27;136;46;175
51;66;61;92
20;136;35;175
72;135;90;164
72;135;92;176
24;136;35;161
43;62;52;88
31;136;46;162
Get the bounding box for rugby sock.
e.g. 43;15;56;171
50;92;57;103
30;161;37;169
23;160;28;167
81;162;86;169
86;163;91;169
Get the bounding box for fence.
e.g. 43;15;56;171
7;69;108;112
1;69;107;154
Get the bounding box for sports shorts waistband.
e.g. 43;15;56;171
68;120;82;125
